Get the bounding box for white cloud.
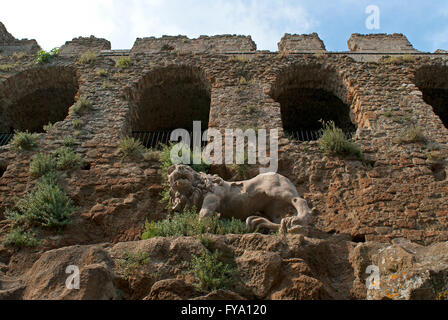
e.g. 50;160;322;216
0;0;316;51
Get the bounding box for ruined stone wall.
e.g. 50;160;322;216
0;22;40;55
1;27;448;251
278;33;326;53
131;35;256;54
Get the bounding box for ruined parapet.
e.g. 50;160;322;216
278;33;326;53
0;21;40;55
59;36;111;57
130;35;256;54
347;33;418;53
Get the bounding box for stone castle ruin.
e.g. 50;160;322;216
1;21;448;300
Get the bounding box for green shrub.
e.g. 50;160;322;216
54;147;83;170
62;136;77;148
2;228;41;248
5;175;75;228
318;120;363;159
10;131;39;151
188;249;237;292
29;152;56;178
35;47;60;64
399;126;426;144
141;209;248;239
115;251;150;280
72;119;83;129
43;122;54;133
78;51;98;65
96;68;108;77
116;57;133;69
69;97;93;116
119;136;146;160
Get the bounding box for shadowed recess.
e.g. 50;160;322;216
129;65;211;133
270;64;356;139
414;65;448;129
0;66;79;133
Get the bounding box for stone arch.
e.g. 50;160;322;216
128;64;211;133
414;65;448;129
270;64;356;140
0;66;79;133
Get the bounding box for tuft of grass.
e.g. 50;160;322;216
72;119;83;129
54;147;84;170
188;249;237;293
29;153;56;178
141;209;248;239
2;228;42;248
399;126;426;144
115;251;150;281
35;47;60;64
229;55;248;63
78;51;98;65
69;97;93;116
5;174;75;229
318;120;363;160
43;122;55;133
119;136;146;160
29;148;83;178
10;131;39;152
116;57;133;69
96;68;108;77
62;136;77;148
381;55;416;64
0;62;18;72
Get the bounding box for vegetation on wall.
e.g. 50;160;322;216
318;120;363;160
35;47;60;64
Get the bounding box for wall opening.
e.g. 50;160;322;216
0;164;6;178
414;66;448;129
0;66;79;137
270;65;356;141
128;65;211;148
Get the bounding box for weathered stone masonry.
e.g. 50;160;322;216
0;23;448;251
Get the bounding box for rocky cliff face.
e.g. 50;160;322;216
1;21;448;300
1;232;447;300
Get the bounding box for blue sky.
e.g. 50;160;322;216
1;0;447;52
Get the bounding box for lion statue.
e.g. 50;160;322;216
167;164;315;233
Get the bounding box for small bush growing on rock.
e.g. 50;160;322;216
96;68;108;77
35;47;60;64
62;136;77;148
2;228;41;248
188;249;237;292
5;174;75;228
318;120;363;160
399;126;426;144
54;147;84;170
10;131;39;152
119;136;146;160
115;251;150;280
116;57;133;69
69;97;93;116
141;209;248;239
72;119;83;129
78;51;98;65
30;152;56;178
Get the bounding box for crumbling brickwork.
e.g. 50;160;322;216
0;25;448;251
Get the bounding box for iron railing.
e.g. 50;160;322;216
0;133;13;147
133;129;355;148
286;130;354;142
132;131;209;149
